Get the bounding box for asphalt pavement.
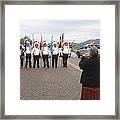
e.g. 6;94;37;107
20;52;82;100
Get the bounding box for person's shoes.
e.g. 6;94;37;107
63;65;67;68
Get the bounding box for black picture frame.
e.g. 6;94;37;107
0;0;119;119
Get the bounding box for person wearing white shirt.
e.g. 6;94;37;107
42;43;49;68
52;43;59;68
25;41;32;68
62;42;69;67
33;43;40;68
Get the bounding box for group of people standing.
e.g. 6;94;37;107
20;40;71;69
20;39;100;100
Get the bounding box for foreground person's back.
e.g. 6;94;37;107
79;46;100;100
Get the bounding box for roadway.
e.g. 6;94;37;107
20;52;82;100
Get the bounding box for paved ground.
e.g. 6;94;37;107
20;52;82;100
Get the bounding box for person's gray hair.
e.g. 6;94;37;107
89;46;98;57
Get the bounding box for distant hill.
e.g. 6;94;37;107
79;39;100;46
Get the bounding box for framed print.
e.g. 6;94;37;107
0;0;119;119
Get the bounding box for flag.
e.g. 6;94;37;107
40;34;43;50
62;33;64;42
51;35;53;43
51;35;53;54
60;35;61;40
32;33;34;42
59;35;62;48
32;33;34;46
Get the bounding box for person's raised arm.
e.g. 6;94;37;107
79;54;86;69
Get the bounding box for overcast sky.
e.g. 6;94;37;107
20;20;100;43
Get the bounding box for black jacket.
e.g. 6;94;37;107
79;56;100;87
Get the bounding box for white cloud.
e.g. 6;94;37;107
20;20;100;43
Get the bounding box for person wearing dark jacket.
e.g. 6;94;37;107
79;46;100;100
20;44;25;68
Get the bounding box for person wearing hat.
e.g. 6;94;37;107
52;43;59;68
25;40;32;68
62;42;70;67
79;46;100;100
42;42;49;68
33;42;40;68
